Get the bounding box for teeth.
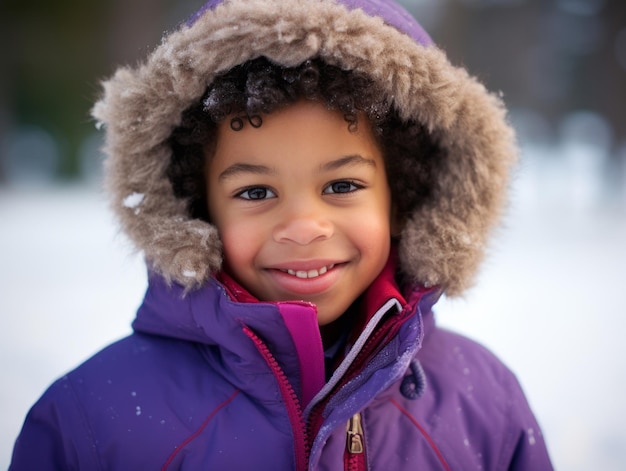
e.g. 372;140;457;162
284;264;334;279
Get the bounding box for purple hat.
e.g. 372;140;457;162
93;0;516;297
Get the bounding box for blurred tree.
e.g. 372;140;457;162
1;0;109;180
412;0;626;153
0;0;197;181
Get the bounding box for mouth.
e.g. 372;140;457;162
278;264;336;279
266;261;345;296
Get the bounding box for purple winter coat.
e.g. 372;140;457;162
10;260;552;470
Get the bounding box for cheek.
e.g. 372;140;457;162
218;220;258;269
365;200;393;264
363;221;391;262
344;204;392;259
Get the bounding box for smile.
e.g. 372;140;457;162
279;264;335;279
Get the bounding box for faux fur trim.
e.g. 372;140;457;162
92;0;516;296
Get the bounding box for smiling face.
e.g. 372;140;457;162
206;100;392;326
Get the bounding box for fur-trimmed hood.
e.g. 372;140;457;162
92;0;516;296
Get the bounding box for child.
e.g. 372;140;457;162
10;0;553;469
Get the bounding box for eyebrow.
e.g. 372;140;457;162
217;163;276;182
217;154;376;181
320;154;377;172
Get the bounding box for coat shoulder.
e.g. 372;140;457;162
10;333;237;470
400;322;554;470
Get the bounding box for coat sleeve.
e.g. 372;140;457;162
500;371;553;471
9;377;98;471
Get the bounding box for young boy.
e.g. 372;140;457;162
10;0;553;469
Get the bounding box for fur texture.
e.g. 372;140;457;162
92;0;517;296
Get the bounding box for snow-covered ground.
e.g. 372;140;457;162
1;151;625;469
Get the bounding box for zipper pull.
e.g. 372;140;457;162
346;413;364;454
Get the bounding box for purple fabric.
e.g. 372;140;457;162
186;0;433;46
10;272;553;470
277;302;326;406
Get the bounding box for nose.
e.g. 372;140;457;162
273;201;334;246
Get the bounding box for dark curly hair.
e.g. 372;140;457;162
167;57;443;224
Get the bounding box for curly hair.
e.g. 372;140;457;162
167;57;443;224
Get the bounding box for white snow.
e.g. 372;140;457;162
122;192;144;209
1;150;626;470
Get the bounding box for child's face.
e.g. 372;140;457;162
206;100;392;326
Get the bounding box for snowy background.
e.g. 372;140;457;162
2;134;626;470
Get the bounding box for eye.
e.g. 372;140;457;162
236;186;276;200
323;180;362;194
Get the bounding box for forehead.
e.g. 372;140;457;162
210;100;383;171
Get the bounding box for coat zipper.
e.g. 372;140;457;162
308;299;410;469
344;413;367;471
242;326;310;471
346;413;364;454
